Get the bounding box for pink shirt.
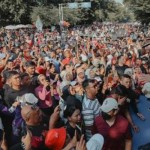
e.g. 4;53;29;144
35;85;52;108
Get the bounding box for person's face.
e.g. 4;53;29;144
66;73;73;81
107;109;118;117
44;46;48;51
89;70;95;78
121;77;131;89
39;75;47;85
50;52;56;58
50;65;55;73
45;61;50;68
69;86;76;95
119;56;125;64
86;82;98;96
64;50;71;58
11;74;21;86
78;72;85;79
136;59;141;66
134;67;142;76
7;62;13;69
65;65;71;71
26;66;35;75
26;106;43;125
68;109;81;124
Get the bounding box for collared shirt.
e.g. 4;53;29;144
93;115;131;150
82;95;101;141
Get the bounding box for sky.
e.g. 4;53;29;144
115;0;123;3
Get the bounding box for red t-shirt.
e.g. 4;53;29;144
93;115;131;150
62;58;72;65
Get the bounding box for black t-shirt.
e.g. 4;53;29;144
4;86;31;107
65;122;82;141
27;123;49;150
116;65;128;77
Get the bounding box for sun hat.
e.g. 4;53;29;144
100;98;118;113
45;127;66;150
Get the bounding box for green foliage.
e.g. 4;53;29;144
0;0;30;25
123;0;150;24
31;6;80;26
0;0;137;27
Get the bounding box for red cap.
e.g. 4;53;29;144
36;67;46;75
45;127;66;150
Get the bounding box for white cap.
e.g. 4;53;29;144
70;81;77;86
124;68;133;77
142;82;150;98
80;54;88;62
0;53;6;59
44;57;51;62
86;134;104;150
19;93;38;105
94;76;102;82
101;98;118;113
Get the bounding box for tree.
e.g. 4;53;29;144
0;0;30;26
123;0;150;24
31;5;80;26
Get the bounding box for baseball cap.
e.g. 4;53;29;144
124;68;133;77
100;98;118;113
86;134;104;150
17;93;38;105
142;82;150;98
0;53;6;59
45;127;66;150
44;57;51;62
70;81;77;86
94;76;102;82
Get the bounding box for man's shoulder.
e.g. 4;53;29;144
116;115;129;126
82;96;99;107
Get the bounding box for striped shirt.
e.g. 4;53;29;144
82;95;101;141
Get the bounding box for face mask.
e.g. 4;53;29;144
101;111;112;120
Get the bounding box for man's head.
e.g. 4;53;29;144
20;73;31;86
25;61;36;76
117;55;125;65
82;79;98;98
7;71;21;87
21;105;42;126
64;49;71;58
120;74;131;89
101;98;119;120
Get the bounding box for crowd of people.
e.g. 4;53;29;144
0;22;150;150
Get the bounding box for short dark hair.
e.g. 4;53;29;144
7;71;19;79
121;74;131;80
82;79;95;90
20;72;29;80
111;85;127;97
25;61;36;67
64;97;82;118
